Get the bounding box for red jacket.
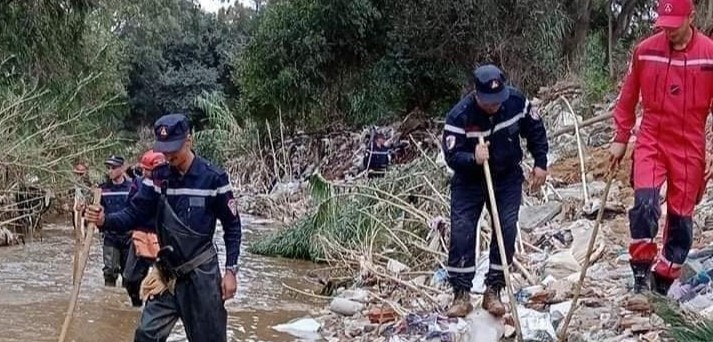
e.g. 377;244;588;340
614;29;713;149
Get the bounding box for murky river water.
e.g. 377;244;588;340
0;215;324;342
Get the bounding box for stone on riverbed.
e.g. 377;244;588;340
519;202;562;232
329;297;364;316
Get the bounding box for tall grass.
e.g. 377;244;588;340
248;153;451;263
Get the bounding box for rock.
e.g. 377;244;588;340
329;298;364;316
549;279;574;302
340;289;370;303
619;316;650;330
519;202;563;231
624;294;650;312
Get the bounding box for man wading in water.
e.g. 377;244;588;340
85;114;242;341
99;155;133;288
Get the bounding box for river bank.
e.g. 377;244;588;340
237;82;713;342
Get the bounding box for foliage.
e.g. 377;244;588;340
248;156;451;262
192;90;262;167
0;0;658;191
237;0;586;133
0;0;129;190
582;32;614;106
118;0;252;129
0;73;118;191
653;294;713;342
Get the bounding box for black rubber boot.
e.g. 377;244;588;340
651;272;674;296
630;261;652;294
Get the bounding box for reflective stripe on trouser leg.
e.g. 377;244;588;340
485;176;522;290
654;213;693;280
628;188;660;263
447;183;486;292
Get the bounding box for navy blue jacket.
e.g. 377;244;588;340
103;156;242;267
442;87;548;181
363;144;390;170
127;176;156;232
100;178;132;243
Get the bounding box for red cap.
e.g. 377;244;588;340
139;150;166;171
655;0;694;29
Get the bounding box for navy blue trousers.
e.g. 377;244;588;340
133;258;227;342
447;172;522;291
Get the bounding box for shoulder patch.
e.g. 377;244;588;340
445;135;456;150
529;105;541;121
228;198;238;216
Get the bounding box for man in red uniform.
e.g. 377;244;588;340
610;0;713;295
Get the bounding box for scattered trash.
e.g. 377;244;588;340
519;307;557;342
272;317;322;340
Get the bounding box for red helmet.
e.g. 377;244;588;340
139;150;166;171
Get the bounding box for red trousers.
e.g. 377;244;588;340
628;135;705;281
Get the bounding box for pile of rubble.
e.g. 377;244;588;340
264;82;713;341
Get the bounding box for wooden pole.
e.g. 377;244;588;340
58;188;101;342
478;136;523;342
557;169;616;341
71;187;85;285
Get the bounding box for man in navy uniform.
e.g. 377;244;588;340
363;132;391;178
442;64;549;317
84;114;241;341
100;155;133;287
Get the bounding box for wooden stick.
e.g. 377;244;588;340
550;112;612;138
557;169;616;341
281;282;332;300
58;188;101;342
514;259;537;286
478;136;523;342
559;96;589;204
71;187;85;286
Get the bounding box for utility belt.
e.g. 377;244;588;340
155;245;217;283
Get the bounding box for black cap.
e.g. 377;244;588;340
153;114;191;153
104;155;125;167
473;64;509;104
